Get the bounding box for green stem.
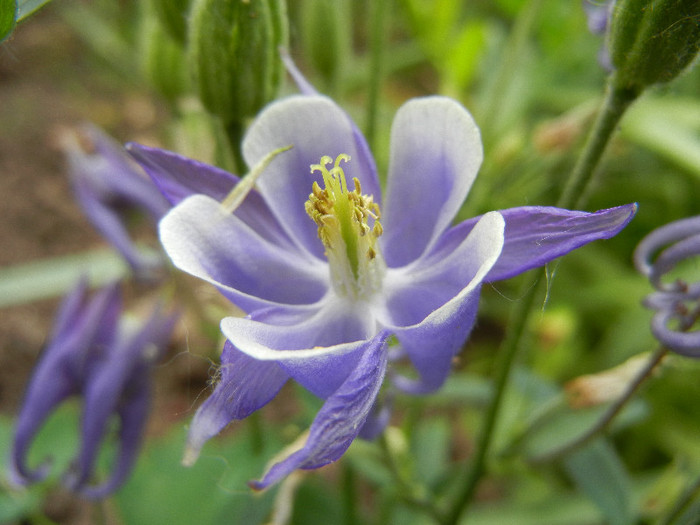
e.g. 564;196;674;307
442;65;641;525
342;463;359;525
529;346;668;465
248;411;264;455
365;0;387;152
224;119;247;176
379;433;442;522
658;472;700;525
557;79;639;209
441;278;542;525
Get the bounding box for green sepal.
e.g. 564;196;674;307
300;0;351;91
150;0;191;44
1;0;17;42
609;0;700;92
188;0;288;125
140;0;190;102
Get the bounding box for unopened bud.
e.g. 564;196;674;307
150;0;191;44
140;6;190;102
565;353;659;408
188;0;288;125
300;0;351;90
608;0;700;91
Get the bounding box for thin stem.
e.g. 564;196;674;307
442;57;641;525
365;0;387;152
342;463;359;525
248;411;264;456
224;119;247;176
441;278;542;525
658;473;700;525
378;432;442;523
557;78;639;209
528;346;668;465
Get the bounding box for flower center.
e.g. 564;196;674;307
305;154;384;299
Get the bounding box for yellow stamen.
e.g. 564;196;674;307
305;154;383;298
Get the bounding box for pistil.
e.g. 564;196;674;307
305;154;383;299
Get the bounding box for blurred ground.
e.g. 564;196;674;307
0;5;210;430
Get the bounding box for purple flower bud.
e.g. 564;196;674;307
9;279;178;498
634;216;700;357
582;0;616;71
583;0;613;34
60;125;171;278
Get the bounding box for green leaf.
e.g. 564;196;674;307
116;425;278;525
0;248;140;308
411;417;450;486
564;440;634;525
1;0;17;42
621;97;700;179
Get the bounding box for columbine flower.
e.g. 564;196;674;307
60;125;170;277
634;216;700;356
128;94;636;488
9;279;177;499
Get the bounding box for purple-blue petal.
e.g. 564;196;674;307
427;204;637;283
159;195;329;311
127;142;239;204
221;299;378;398
73;178;163;275
651;308;700;357
10;281;122;485
249;330;389;489
127;143;297;251
68;304;177;495
69;125;170;221
634;216;700;284
386;212;505;393
358;398;393;440
183;341;289;466
280;48;319;96
381;97;483;268
77;389;151;499
383;211;505;328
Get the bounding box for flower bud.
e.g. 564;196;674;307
150;0;191;44
608;0;700;91
299;0;350;90
140;5;190;102
188;0;288;125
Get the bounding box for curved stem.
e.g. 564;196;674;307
379;432;442;523
658;472;700;525
528;346;668;465
442;59;641;525
224;119;247;176
342;463;359;525
441;278;542;525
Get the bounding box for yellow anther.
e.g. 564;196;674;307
304;153;384;298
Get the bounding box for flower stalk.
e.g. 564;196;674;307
557;79;638;209
527;345;668;465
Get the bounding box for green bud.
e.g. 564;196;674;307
140;3;190;102
188;0;288;125
299;0;351;91
609;0;700;91
150;0;192;44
